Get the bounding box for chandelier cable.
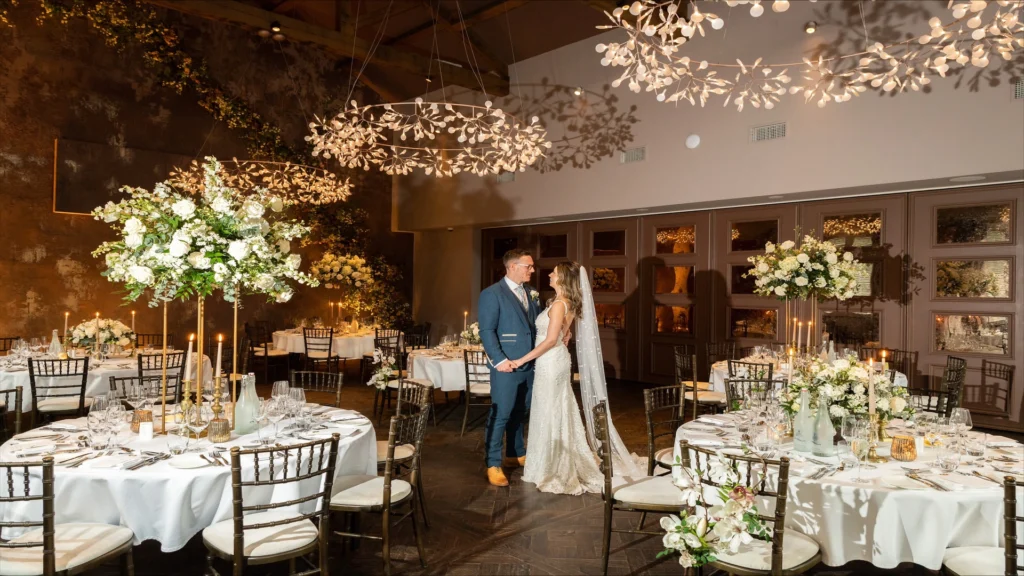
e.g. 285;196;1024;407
454;0;491;98
347;0;361;100
504;0;524;108
274;39;311;127
343;0;394;105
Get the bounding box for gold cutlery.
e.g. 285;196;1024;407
907;473;948;491
968;470;1001;485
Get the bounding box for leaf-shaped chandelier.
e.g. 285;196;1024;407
306;98;551;178
597;0;1024;110
168;158;352;205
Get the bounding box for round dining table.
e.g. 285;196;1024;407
0;353;213;412
709;358;908;393
406;349;489;393
0;407;376;552
272;329;375;359
672;413;1024;569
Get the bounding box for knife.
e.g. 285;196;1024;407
970;470;1002;484
908;473;948;491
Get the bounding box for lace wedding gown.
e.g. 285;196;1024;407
522;304;604;495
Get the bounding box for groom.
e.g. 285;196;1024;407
478;249;539;487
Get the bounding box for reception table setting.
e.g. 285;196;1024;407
405;336;487;393
272;325;376;358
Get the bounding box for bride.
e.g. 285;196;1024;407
507;262;645;495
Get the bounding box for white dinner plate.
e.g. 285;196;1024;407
879;475;930;490
168;454;212;469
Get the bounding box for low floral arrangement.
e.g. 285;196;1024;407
461;322;481;345
659;452;771;568
778;356;912;422
69;318;136;348
745;235;867;301
92;157;318;305
309;252;373;290
366;348;397;390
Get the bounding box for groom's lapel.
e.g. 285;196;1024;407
499;281;531;331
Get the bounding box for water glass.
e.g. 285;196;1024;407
288;387;306;418
271;380;290;400
936;447;961;473
965;439;986;459
166;430;189;455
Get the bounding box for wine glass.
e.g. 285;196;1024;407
850;431;871;484
288;387;306;417
841;414;860;443
271;381;290;400
950;407;973;437
266;398;286;441
106;403;127;447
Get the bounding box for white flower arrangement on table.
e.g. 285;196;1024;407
91;157;318;306
69;318;136;348
778;356;912;422
461;322;481;345
309;253;374;290
745;235;868;301
660;452;771;568
367;348;397;390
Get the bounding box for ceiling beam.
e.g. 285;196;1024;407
143;0;509;96
435;3;507;74
450;0;529;32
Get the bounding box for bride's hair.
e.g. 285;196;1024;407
552;262;584;320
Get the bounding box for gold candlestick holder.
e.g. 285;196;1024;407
179;379;195;421
867;413;888;463
208;375;231;443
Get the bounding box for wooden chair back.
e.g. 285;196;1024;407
0;386;23;439
727;360;774;381
397;380;431;418
375;328;402;349
302;328;334;358
227;435;340;569
592;400;615;499
706;342;737;370
379;414;421;513
464;349;490;393
137;352;186;403
673;346;702;420
0;457;56;575
678;439;792;574
289;370;343;407
1005;477;1022;576
135;333;175;348
643;385;686;473
0;337;20;354
724;378;780;413
28;358;90;416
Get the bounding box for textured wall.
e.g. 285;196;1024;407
0;4;410;345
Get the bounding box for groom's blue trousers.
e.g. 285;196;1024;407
484;369;534;468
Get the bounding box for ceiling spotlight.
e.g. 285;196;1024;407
425;76;432;83
685;134;701;149
573;86;584;96
270;21;282;33
257;29;271;38
805;21;817;34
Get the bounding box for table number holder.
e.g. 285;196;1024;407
208;375;231;443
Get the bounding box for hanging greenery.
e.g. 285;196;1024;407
2;0;414;328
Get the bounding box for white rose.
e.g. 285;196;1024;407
342;265;353;275
876;397;891;413
795;276;808;286
211;194;233;214
826;253;838;264
171;198;196;219
125;233;144;248
242;199;264;219
213;262;228;274
774;285;787;296
765;242;775;253
780;240;795;250
796;253;809;264
118;337;131;347
277;239;290;254
815;277;827;288
187;252;211;270
124;217;145;235
269;197;284;212
286;254;301;270
275;288;294;303
256;274;275;291
227;240;250;261
891;397;907;413
843;252;854;261
168;238;189;258
757;262;769;273
129;265;154;284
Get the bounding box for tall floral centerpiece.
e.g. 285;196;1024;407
778;355;912;425
309;252;373;320
92;157;318;431
745;235;868;350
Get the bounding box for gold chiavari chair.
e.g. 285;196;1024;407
643;385;687;478
377;380;432;528
461;350;492;437
942;477;1022;576
28;358;91;426
302;328;343;373
0;386;23;441
678;439;821;575
331;414;427;576
289;370;343;408
727;359;775;381
0;457;136;575
706;341;738;377
911;358;967;417
593;400;686;576
202;435;340;576
675;346;726;418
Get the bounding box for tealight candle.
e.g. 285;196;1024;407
139;420;154;441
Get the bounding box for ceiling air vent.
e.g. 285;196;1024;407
496;171;516;183
750;122;787;143
620;146;646;164
1015;79;1024;100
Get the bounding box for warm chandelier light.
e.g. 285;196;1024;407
306;98;551;178
168;158;352;205
596;0;1024;110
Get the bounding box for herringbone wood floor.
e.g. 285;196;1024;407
101;363;951;575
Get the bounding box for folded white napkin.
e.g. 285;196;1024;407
921;474;961;491
11;443;55;457
699;416;734;427
46;423;83;431
987;441;1022;448
688;438;725;448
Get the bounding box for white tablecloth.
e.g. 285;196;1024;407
673;417;1024;569
0;408;376;551
709;360;908;393
407;351;474;392
0;355;213;412
272;330;375;358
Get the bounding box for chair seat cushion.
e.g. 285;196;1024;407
712;529;819;572
0;523;133;576
469;383;491;395
653;447;676;468
694;391;726;404
609;475;682;506
385;380;402;389
681;381;712;391
376;441;416;463
37;397;92;413
330;475;413;508
253;348;289;357
202;511;318;559
942;546;1005;576
306;350;339;359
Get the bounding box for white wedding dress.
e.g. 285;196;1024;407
522;303;604;495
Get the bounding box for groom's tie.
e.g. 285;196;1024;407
515;285;528;310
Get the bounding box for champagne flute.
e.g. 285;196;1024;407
850;432;871;484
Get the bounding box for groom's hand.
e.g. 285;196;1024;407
562;330;572;347
496;361;515;373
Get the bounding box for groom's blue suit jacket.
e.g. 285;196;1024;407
478;280;538;379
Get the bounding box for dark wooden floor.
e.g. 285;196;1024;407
97;364;969;575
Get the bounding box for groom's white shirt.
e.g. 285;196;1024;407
494;275;525;369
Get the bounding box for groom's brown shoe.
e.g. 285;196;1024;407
487;467;509;487
502;456;526;468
